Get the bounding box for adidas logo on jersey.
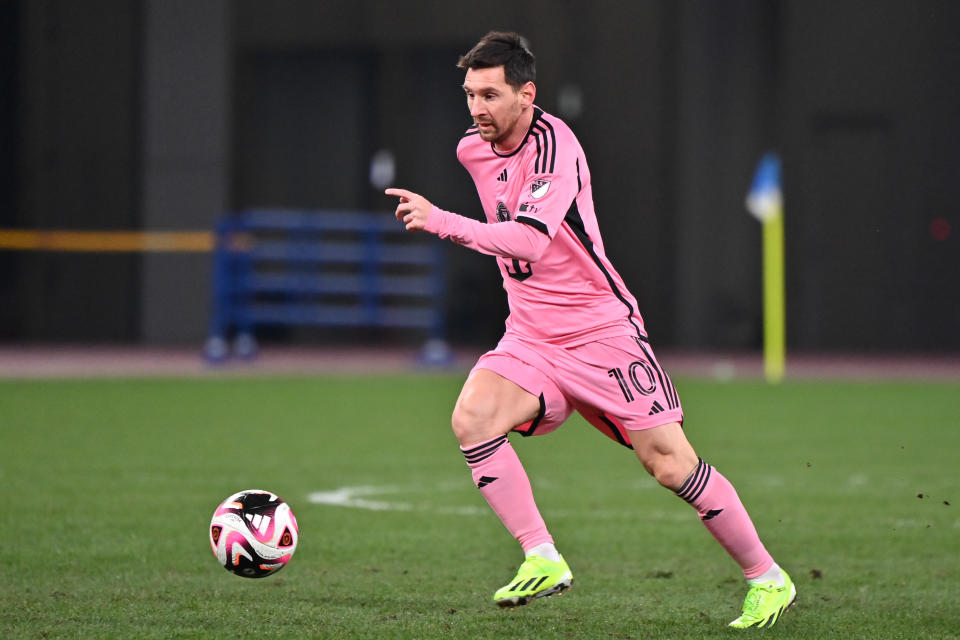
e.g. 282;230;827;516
496;169;508;182
648;400;665;415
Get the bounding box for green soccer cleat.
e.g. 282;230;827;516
728;570;797;629
493;555;573;608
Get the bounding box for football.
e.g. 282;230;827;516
209;489;299;578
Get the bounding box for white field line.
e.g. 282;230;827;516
307;485;486;516
306;484;691;521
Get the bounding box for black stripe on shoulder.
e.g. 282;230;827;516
516;215;549;236
539;118;557;173
462;126;480;138
532;132;543;173
531;121;557;174
532;124;548;173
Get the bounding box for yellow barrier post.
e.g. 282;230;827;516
746;153;786;383
0;230;214;252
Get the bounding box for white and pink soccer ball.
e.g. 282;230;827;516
209;489;299;578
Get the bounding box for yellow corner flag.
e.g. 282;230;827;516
746;153;786;383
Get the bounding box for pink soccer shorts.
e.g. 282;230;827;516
472;334;684;449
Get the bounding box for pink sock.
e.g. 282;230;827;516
676;458;775;579
461;435;553;552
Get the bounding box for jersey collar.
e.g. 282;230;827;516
491;107;544;158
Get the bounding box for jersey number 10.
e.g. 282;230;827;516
505;258;533;281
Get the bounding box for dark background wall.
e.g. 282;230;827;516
3;0;141;340
779;2;960;351
2;0;958;352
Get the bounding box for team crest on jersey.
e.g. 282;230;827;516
496;201;511;222
530;179;551;199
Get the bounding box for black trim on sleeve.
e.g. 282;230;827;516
516;216;550;236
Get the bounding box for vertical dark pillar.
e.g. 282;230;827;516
139;0;230;343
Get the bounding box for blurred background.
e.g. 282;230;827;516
1;0;957;358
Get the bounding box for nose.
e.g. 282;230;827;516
469;99;484;118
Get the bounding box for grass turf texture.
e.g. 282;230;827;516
1;375;958;639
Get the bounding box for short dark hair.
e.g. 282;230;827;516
457;31;536;89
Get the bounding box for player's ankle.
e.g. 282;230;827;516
525;542;561;562
747;562;784;586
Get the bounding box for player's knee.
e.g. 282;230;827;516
643;455;698;491
651;462;686;491
451;393;499;446
631;424;699;491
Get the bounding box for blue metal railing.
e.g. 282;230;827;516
204;210;447;362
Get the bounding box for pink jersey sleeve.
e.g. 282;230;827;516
424;205;551;263
511;177;578;239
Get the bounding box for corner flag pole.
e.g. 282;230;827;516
746;153;786;383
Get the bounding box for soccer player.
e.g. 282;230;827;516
386;31;795;629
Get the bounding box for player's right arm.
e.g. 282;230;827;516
386;187;551;263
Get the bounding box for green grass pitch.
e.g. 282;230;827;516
1;374;958;639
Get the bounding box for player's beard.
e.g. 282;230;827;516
476;104;522;146
475;120;502;142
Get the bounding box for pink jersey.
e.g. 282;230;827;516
425;107;646;346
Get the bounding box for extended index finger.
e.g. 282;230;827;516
384;187;415;200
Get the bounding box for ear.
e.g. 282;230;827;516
519;81;536;108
